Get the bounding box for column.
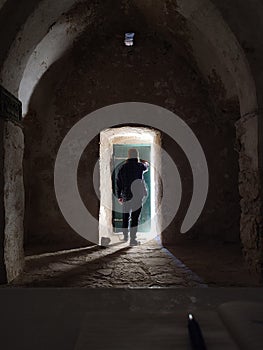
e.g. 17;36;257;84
0;85;24;283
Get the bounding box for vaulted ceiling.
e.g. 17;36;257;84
0;0;262;117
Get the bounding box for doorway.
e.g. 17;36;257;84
112;144;151;233
99;127;162;245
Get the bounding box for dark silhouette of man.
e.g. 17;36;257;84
116;148;149;246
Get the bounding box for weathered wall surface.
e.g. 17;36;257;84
0;0;41;71
0;118;7;283
23;5;240;252
209;0;263;277
213;0;263;275
211;0;263;110
0;0;261;275
236;113;263;276
4;120;24;282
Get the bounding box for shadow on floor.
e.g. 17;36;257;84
165;240;262;286
14;245;134;287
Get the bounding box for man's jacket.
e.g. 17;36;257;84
116;158;148;201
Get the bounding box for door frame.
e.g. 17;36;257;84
99;126;162;245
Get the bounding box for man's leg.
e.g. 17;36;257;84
130;203;142;244
122;202;130;241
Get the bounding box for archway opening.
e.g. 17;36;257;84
99;126;162;246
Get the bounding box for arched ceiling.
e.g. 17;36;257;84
0;0;261;116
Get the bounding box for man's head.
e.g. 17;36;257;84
128;148;139;160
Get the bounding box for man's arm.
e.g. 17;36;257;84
140;159;149;172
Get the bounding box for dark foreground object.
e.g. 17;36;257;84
0;288;262;350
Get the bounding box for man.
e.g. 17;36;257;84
116;148;149;246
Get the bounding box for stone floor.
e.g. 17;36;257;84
12;239;206;288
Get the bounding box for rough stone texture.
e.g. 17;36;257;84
4;120;24;282
0;0;262;277
22;8;241;252
236;114;263;277
12;240;206;288
0;0;256;114
0;0;40;71
18;1;101;116
0;118;7;283
0;0;78;95
211;0;263;113
0;0;257;113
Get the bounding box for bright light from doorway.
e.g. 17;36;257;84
99;127;162;246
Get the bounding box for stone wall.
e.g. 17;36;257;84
0;118;7;283
236;113;263;278
3;120;24;282
0;0;263;276
23;13;241;252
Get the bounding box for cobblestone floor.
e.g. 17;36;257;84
12;240;207;288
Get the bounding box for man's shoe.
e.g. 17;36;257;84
130;239;140;246
122;229;129;242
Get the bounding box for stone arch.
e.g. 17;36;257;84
0;0;261;281
0;0;257;113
